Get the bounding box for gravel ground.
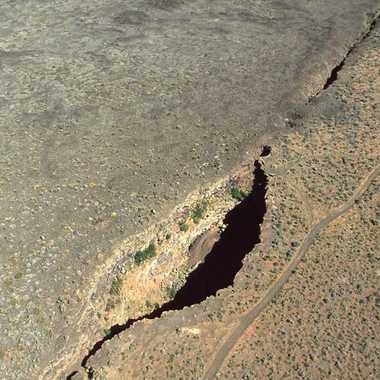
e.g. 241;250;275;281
80;16;380;380
1;1;379;379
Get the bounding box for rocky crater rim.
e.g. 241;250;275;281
90;10;380;325
55;142;268;379
67;146;270;379
48;12;380;379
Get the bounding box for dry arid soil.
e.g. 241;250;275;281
70;18;380;380
1;2;379;380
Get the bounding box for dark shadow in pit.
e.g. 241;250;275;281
77;148;269;375
153;160;267;309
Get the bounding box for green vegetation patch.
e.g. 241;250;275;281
134;243;156;265
166;282;179;299
191;200;208;224
231;187;247;201
110;276;122;296
179;222;189;232
167;284;177;299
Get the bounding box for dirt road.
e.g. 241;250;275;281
203;164;380;379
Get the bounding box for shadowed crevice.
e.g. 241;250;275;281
322;16;378;90
69;148;269;378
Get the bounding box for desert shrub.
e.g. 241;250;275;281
134;243;156;265
191;200;208;224
231;187;247;201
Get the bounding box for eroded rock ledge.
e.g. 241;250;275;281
67;16;379;380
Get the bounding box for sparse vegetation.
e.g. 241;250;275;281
179;222;189;232
166;283;178;299
191;200;208;224
73;28;380;380
110;276;122;296
134;243;156;265
231;187;247;201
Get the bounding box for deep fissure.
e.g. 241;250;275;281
323;60;345;90
322;16;378;91
73;149;269;376
64;16;380;377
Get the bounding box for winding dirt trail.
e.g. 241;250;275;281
203;165;380;380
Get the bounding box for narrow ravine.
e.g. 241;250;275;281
67;16;379;377
321;16;378;91
68;149;269;378
154;158;267;309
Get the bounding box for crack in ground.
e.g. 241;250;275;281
285;16;378;133
321;15;378;91
67;147;270;379
66;15;380;379
66;16;380;377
